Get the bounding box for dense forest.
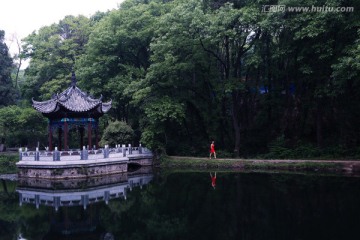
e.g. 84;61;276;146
0;0;359;158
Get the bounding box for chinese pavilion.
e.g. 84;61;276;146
32;72;112;151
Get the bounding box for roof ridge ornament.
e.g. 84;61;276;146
71;71;77;88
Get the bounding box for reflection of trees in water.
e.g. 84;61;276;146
0;169;153;239
1;178;17;197
2;173;360;239
99;172;360;240
42;205;101;240
1;179;7;194
0;179;19;239
102;232;114;240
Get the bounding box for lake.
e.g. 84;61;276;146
1;169;360;240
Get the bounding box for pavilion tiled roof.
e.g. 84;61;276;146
32;85;112;114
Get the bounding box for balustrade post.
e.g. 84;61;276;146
104;145;109;158
54;196;60;212
35;195;40;209
128;144;132;155
106;145;110;158
19;148;22;161
139;143;142;154
35;147;40;161
104;191;110;205
53;147;60;161
82;195;89;210
122;144;126;157
19;193;23;206
81;146;88;160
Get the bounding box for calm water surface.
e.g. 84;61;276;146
1;169;360;240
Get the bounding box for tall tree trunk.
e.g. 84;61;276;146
224;36;230;79
13;35;23;88
316;102;323;148
232;93;241;157
231;46;244;157
266;36;273;135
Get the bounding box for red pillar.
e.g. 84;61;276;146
88;122;92;150
80;127;84;149
64;120;68;151
58;128;62;151
48;124;53;151
95;126;99;150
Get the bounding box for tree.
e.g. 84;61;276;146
197;2;262;156
0;106;47;148
100;120;134;146
77;0;168;121
21;15;95;101
77;0;171;149
331;30;360;148
19;0;360;157
139;0;263;155
0;30;17;106
8;33;24;89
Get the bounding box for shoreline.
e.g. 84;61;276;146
159;156;360;175
2;153;360;176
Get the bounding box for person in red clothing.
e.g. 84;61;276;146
209;141;216;159
210;172;217;189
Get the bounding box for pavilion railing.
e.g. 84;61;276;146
19;144;152;162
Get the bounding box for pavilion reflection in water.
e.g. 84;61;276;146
16;167;153;239
17;166;153;211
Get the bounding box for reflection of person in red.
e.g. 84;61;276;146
209;141;216;159
210;172;217;189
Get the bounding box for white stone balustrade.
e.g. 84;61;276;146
18;144;152;162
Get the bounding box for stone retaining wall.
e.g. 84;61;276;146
17;159;128;179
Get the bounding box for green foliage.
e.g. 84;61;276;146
144;97;185;124
215;150;235;159
100;120;134;147
261;136;322;159
0;154;18;174
331;30;360;94
260;136;360;160
140;125;165;151
14;0;360;158
21;15;95;101
0;106;47;148
0;30;17;106
140;98;185;151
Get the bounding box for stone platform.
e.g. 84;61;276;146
16;145;153;179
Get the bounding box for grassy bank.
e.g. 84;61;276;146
0;153;18;174
1;153;358;175
159;156;357;174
